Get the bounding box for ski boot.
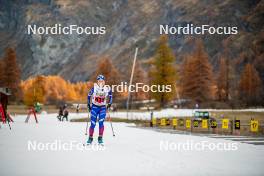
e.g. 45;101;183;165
86;136;93;145
98;136;104;145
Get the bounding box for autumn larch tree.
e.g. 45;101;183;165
94;57;121;85
181;39;213;103
181;55;195;99
21;75;94;105
1;47;21;101
0;60;5;86
150;35;177;107
23;75;46;106
93;57;121;99
254;53;264;85
239;63;263;106
216;57;228;101
131;62;147;101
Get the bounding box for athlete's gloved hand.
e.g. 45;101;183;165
87;104;91;112
107;103;111;110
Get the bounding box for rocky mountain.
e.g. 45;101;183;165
0;0;263;82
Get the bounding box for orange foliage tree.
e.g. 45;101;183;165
216;58;228;101
181;39;214;103
132;62;147;101
93;57;121;100
239;63;263;106
150;35;177;107
93;57;121;86
22;75;45;106
21;75;93;106
0;47;21;101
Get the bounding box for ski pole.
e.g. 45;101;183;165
5;112;11;130
85;111;90;135
107;110;115;137
7;118;11;130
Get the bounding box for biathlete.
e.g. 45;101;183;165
87;75;112;145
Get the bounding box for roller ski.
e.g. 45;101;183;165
98;136;104;146
83;136;93;146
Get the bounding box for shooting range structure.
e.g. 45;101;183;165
0;88;13;129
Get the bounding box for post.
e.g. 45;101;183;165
126;47;138;119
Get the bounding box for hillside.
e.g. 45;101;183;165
0;0;263;82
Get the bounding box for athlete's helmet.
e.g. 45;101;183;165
97;74;105;81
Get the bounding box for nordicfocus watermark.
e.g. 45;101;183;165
160;24;238;35
160;140;238;151
104;82;172;93
27;140;105;151
27;24;106;35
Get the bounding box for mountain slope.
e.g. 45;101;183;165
0;0;263;82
